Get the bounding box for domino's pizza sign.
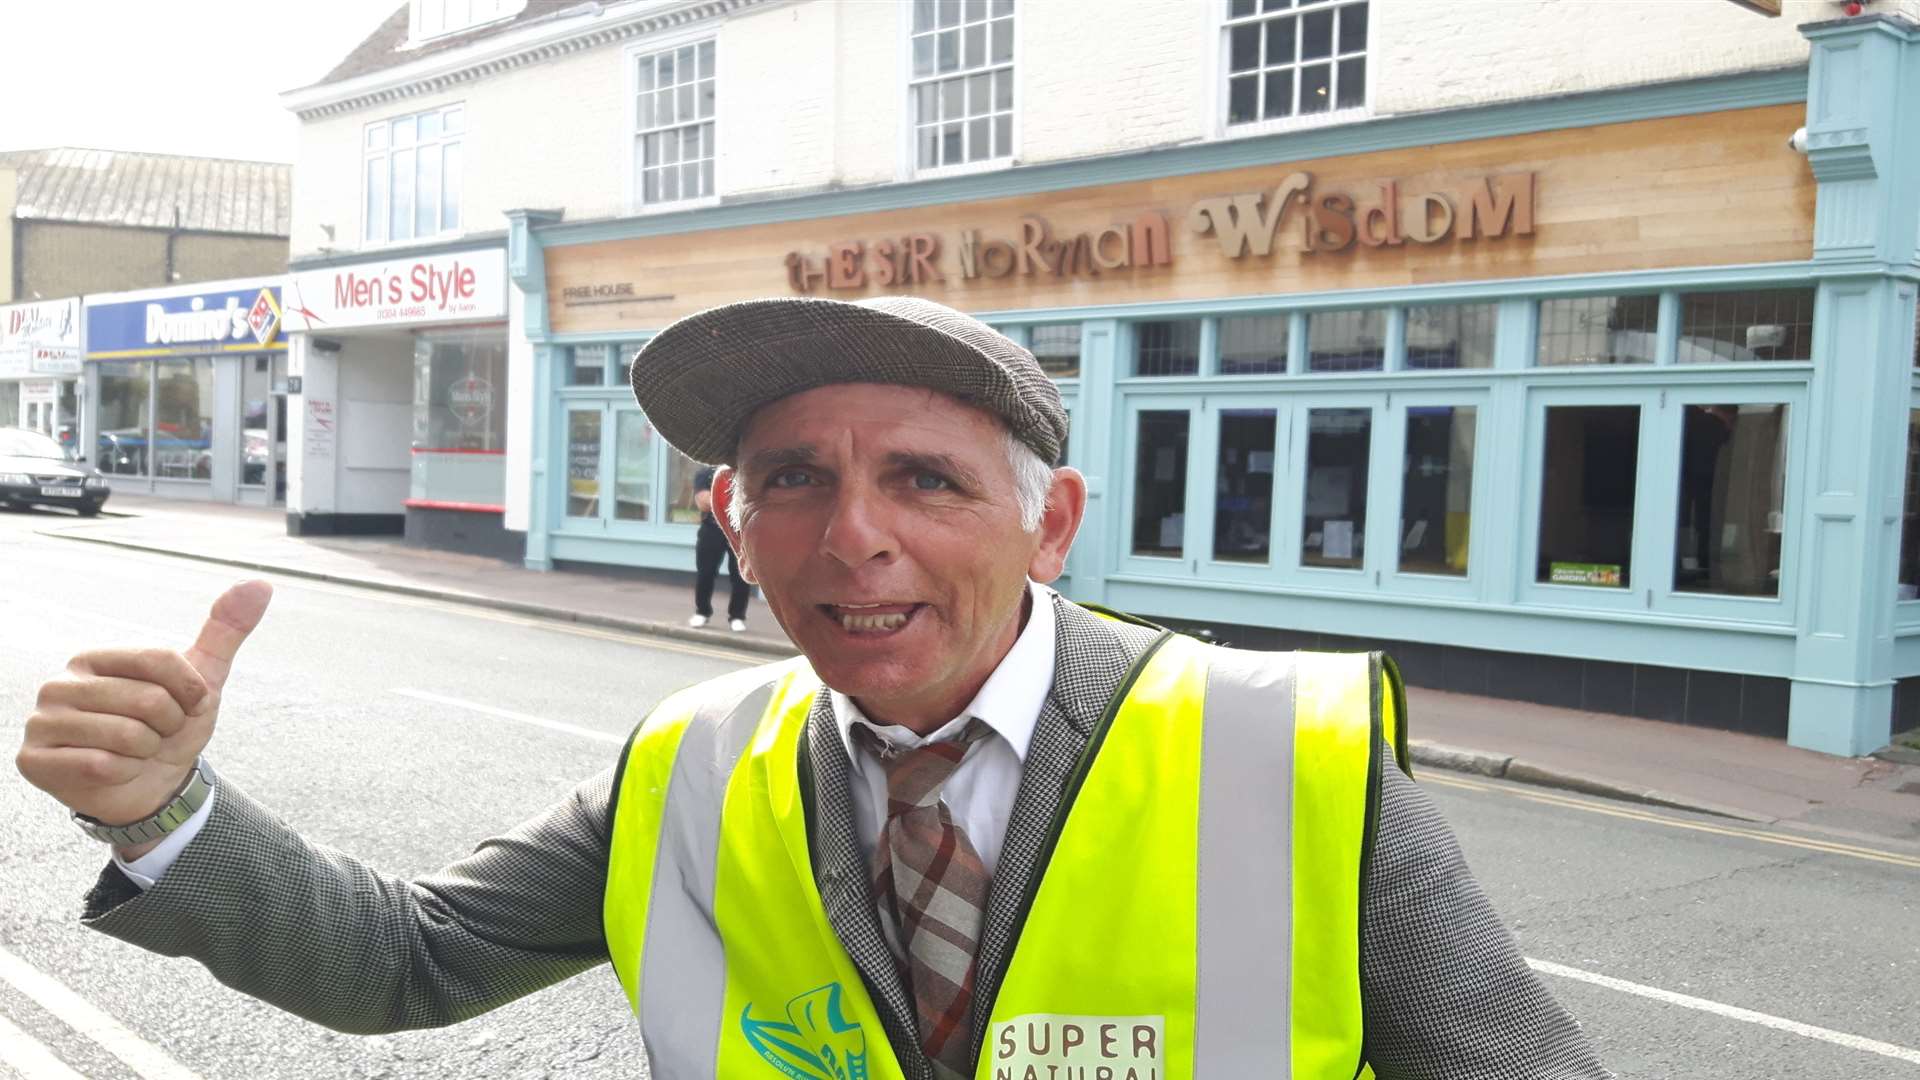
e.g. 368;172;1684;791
86;281;286;359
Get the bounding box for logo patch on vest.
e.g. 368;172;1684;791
990;1014;1166;1080
741;982;869;1080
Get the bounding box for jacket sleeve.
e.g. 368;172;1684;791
1360;763;1614;1079
81;764;616;1035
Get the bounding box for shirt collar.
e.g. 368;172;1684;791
832;580;1058;764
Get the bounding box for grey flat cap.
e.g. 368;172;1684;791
627;295;1068;466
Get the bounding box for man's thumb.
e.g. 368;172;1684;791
183;580;274;694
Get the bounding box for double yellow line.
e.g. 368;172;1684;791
1423;772;1920;870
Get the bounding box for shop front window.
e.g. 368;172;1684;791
0;387;17;429
1132;410;1189;557
96;361;150;477
414;332;507;452
1675;404;1787;597
1214;408;1276;563
565;409;601;518
666;449;705;524
1302;407;1370;568
1399;406;1476;576
1538;405;1640;587
1537;295;1658;366
1307;309;1385;372
1219;314;1288;375
1406;303;1496;369
567;344;611;387
240;356;271;487
1031;324;1081;378
1133;320;1201;376
152;358;213;480
613;411;653;521
1677;289;1815;364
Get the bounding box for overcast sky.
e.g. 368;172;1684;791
0;0;409;162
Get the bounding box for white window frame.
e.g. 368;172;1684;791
624;32;721;215
1213;0;1371;140
409;0;525;44
362;103;465;248
901;0;1017;180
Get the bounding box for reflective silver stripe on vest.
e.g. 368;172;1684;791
637;682;774;1078
1195;648;1296;1078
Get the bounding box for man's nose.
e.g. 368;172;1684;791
819;485;897;568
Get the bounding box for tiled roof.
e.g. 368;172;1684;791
315;1;585;86
0;148;291;237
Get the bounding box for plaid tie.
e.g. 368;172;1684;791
852;720;994;1080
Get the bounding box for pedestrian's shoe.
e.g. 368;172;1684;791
729;619;747;633
688;614;711;628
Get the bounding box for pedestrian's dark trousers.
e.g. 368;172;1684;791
694;519;749;621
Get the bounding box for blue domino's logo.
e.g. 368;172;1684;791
741;982;870;1080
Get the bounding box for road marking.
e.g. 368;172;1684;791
0;945;204;1080
1424;771;1920;870
1527;958;1920;1066
392;688;627;746
0;1014;89;1080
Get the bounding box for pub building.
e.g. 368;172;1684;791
279;246;517;558
508;21;1920;756
80;278;291;506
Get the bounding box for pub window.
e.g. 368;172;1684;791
1214;408;1277;562
1400;405;1476;576
1307;308;1386;372
1677;288;1814;363
1538;405;1640;588
1406;303;1496;370
612;411;654;521
1132;410;1190;557
1536;295;1658;366
1031;323;1081;378
1675;404;1788;597
1302;407;1370;569
566;344;611;387
1225;0;1367;127
1133;320;1201;376
1218;314;1289;374
911;0;1014;171
666;450;705;524
1902;410;1920;598
364;104;463;244
635;41;716;205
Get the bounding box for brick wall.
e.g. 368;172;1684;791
17;223;287;299
1020;0;1210;163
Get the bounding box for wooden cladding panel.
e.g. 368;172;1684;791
547;104;1813;333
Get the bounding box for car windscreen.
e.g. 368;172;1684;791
0;428;67;459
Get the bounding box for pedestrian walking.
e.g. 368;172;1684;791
18;296;1608;1079
690;464;751;632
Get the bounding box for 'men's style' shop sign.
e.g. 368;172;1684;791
784;171;1538;293
282;249;508;331
0;298;82;377
85;284;285;360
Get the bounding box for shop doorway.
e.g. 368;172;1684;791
240;354;289;506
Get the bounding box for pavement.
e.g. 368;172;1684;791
28;493;1920;849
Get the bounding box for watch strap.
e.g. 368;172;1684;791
73;762;213;847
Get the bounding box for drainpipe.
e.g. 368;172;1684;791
163;206;180;284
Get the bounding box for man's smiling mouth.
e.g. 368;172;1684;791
821;602;923;634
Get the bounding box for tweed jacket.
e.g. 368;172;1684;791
83;595;1609;1078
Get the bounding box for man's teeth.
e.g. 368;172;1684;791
839;611;909;631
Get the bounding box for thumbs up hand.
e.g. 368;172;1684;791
17;581;274;845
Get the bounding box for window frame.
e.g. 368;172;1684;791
361;103;465;247
1117;394;1205;574
1288;393;1384;581
1214;0;1371;141
410;0;525;43
901;0;1019;180
1196;391;1294;583
624;32;721;215
1381;387;1492;598
1517;387;1662;613
551;339;699;536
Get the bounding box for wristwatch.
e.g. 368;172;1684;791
71;761;214;847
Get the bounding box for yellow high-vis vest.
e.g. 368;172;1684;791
604;626;1410;1080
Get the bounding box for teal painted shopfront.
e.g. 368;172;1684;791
509;17;1920;757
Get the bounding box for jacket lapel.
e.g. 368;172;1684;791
804;689;932;1080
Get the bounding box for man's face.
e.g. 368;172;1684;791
717;382;1078;727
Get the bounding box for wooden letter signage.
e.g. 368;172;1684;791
785;212;1173;294
1189;172;1536;257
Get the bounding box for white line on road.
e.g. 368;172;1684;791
0;944;205;1080
1528;957;1920;1066
0;1013;89;1080
392;688;627;746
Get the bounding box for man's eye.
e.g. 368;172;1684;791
769;470;812;489
912;472;950;491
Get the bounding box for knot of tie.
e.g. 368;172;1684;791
851;719;991;817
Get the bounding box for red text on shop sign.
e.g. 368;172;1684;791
333;261;480;313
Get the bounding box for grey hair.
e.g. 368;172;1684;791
723;428;1054;533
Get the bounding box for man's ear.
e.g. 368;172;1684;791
712;466;757;584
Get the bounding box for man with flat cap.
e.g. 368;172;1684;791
18;296;1609;1079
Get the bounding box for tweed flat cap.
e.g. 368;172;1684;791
627;295;1068;466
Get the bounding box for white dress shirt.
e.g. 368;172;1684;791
122;582;1058;891
832;580;1056;878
